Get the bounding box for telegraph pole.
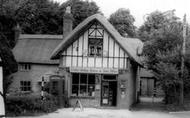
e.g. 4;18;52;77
180;14;187;105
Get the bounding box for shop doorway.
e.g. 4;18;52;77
101;75;117;106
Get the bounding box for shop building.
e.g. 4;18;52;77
50;8;143;109
11;7;143;109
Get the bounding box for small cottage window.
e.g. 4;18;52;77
20;81;31;91
19;64;31;71
72;73;95;97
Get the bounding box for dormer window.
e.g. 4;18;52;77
88;21;104;57
89;38;103;56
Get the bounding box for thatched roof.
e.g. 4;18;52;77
50;14;143;65
13;34;62;64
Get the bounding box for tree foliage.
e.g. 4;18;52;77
138;10;179;42
139;10;190;104
2;0;100;34
60;0;100;28
0;14;18;94
109;8;136;37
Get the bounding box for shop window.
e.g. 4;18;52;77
20;81;31;91
72;73;95;97
19;63;31;71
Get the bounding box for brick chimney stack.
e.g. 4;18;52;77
63;6;73;39
14;24;21;43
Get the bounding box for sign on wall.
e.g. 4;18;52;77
70;67;118;74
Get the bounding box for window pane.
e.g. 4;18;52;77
72;74;79;84
79;85;87;96
72;85;79;96
89;45;95;56
88;74;95;84
97;46;102;56
88;85;95;96
20;81;23;85
80;74;87;84
27;82;30;86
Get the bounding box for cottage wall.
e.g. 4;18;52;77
9;64;58;93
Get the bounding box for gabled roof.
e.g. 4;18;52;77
50;14;143;65
13;34;62;64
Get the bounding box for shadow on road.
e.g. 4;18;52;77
131;96;167;112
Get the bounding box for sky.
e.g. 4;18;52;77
52;0;190;27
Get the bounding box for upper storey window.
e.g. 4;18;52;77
19;63;31;71
88;22;104;57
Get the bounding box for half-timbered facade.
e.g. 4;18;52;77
51;12;143;109
61;21;130;70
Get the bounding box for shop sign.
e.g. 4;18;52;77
70;67;118;74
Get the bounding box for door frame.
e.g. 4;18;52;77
101;75;117;106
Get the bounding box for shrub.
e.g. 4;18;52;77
6;92;58;116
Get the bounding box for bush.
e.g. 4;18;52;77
6;92;58;116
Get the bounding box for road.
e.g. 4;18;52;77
9;108;190;118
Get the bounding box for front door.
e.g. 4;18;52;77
49;78;65;107
101;75;117;106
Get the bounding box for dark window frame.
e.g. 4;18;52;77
19;63;31;71
20;81;31;92
72;73;96;97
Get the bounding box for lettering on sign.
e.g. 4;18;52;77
70;67;118;74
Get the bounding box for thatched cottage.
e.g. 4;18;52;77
11;7;144;109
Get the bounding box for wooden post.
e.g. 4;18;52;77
180;14;187;105
41;76;45;100
0;58;5;117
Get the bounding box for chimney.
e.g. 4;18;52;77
14;24;21;42
63;6;73;38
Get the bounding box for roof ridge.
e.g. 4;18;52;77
19;34;63;39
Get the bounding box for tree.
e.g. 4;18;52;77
138;10;179;42
3;0;100;34
109;8;136;37
0;13;18;95
139;10;190;104
13;0;61;34
59;0;100;28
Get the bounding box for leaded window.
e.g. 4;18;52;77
20;81;31;91
19;63;31;71
88;22;104;56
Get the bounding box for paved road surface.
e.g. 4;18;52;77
9;108;190;118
